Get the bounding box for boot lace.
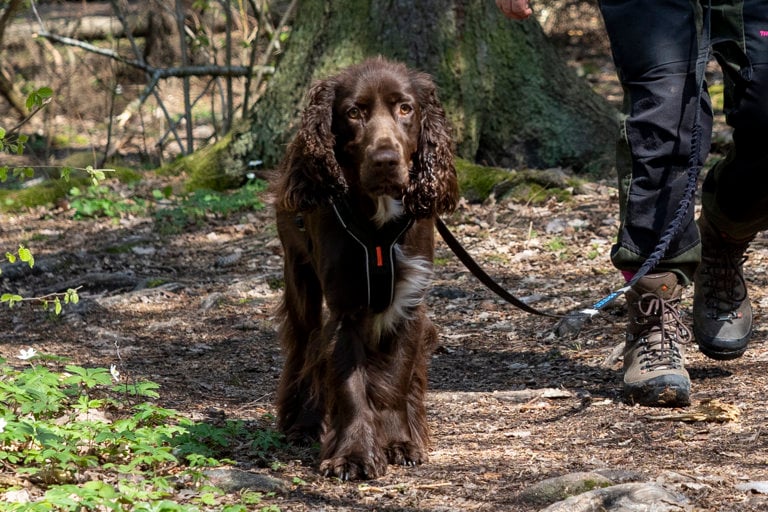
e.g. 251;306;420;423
700;242;750;322
635;294;690;372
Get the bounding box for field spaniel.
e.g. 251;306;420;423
273;57;458;480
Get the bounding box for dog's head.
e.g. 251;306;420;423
279;57;458;219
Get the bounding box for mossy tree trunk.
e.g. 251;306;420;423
223;0;616;183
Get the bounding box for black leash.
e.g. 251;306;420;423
435;216;562;318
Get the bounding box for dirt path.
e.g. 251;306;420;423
2;179;768;511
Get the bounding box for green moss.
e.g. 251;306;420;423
709;83;724;111
0;177;90;212
580;478;612;492
112;166;143;184
59;152;100;170
455;158;511;203
504;182;571;204
158;131;244;192
455;158;574;204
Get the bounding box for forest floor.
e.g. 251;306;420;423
3;3;768;511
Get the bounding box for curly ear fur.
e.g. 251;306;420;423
277;79;347;212
404;71;459;218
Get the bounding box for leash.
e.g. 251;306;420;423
435;216;562;318
555;1;713;335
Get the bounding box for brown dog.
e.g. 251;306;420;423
273;57;458;480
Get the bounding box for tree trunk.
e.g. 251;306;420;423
224;0;616;183
0;0;27;118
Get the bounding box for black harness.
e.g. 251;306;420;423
330;198;414;313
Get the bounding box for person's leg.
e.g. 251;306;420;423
695;0;768;359
601;0;710;282
599;0;709;406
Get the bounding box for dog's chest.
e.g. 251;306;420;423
308;204;428;318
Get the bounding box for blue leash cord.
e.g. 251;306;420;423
556;2;712;336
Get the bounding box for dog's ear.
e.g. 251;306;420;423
404;72;459;218
277;78;347;212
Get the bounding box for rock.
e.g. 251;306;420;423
3;489;30;504
519;471;614;505
736;481;768;494
202;468;289;494
539;482;690;511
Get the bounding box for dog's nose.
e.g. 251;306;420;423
371;148;400;171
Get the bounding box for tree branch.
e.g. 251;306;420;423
34;30;268;78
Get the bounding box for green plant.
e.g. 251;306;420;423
0;86;53;182
153;179;267;234
68;184;148;219
1;88;114;316
1;245;80;313
0;353;285;511
546;236;571;260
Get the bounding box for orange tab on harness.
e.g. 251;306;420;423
375;246;383;267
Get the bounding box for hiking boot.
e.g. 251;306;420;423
693;214;753;361
623;272;691;407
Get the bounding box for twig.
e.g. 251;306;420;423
358;482;453;494
175;0;193;154
33;31;257;79
5;100;50;135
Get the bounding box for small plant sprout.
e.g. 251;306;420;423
4;244;35;268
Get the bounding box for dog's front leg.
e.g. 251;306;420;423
319;315;387;480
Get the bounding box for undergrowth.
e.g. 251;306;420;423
0;351;286;511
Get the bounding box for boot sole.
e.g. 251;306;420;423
696;342;748;361
694;328;750;361
624;375;691;408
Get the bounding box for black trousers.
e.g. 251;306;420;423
599;0;768;283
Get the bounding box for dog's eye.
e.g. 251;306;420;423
399;104;413;116
347;107;362;119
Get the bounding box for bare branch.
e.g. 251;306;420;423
33;30;268;79
244;0;297;116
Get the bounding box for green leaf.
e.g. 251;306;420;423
37;86;54;99
1;293;23;307
66;288;79;304
17;245;34;268
54;297;62;315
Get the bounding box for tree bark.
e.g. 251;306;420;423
0;0;27;117
227;0;616;178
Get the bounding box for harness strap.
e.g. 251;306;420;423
330;198;414;313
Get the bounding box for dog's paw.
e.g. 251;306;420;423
284;427;321;447
386;442;426;467
319;452;387;481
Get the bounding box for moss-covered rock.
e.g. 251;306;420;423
158;126;259;192
0;177;90;212
456;158;580;204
